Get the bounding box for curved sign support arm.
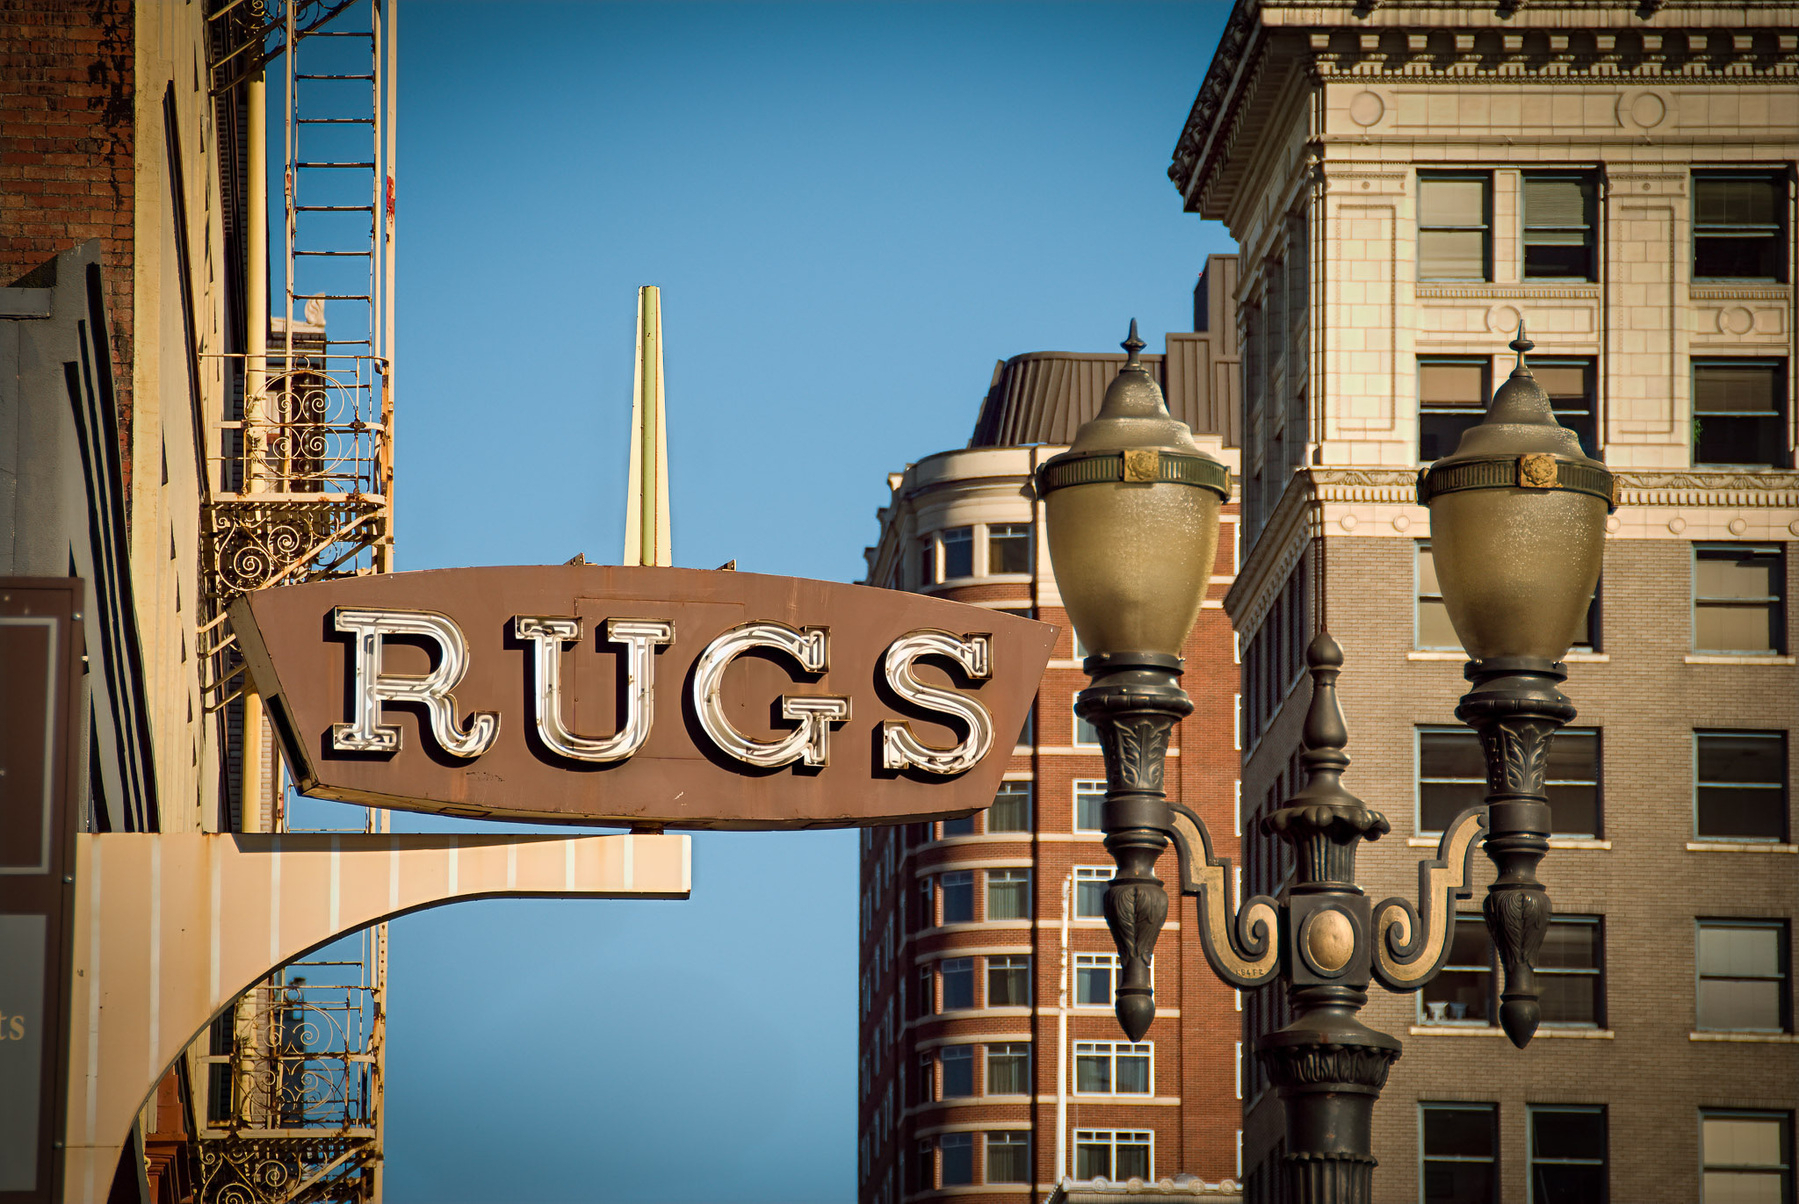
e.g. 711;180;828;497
58;831;688;1204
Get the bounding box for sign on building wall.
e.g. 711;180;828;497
0;580;86;1203
231;565;1056;828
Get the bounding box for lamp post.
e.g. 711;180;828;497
1035;324;1612;1204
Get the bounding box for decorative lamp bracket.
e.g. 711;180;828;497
1370;805;1487;990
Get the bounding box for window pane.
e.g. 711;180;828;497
1419;599;1462;650
1540;973;1599;1025
1696;237;1783;281
1421;412;1484;463
987;871;1029;920
1526;177;1591;228
942;959;974;1009
943;815;976;837
943;528;974;579
1116;1051;1150;1094
1697;177;1782;228
1699;980;1783;1030
1698;786;1787;840
1421;362;1489;404
1699;926;1782;978
987;1134;1030;1183
1421;781;1485;832
1548;783;1600;837
1076;781;1106;831
1422;730;1485;779
1420;230;1488;279
941;1047;974;1097
988;524;1032;575
1696;604;1779;655
988;1046;1029;1095
1075;1143;1110;1181
1696;365;1781;416
1116;1140;1151;1181
1534;1164;1606;1204
941;872;973;922
1702;1170;1785;1203
941;1134;974;1185
1425;1106;1496;1156
1533;1108;1606;1160
989;783;1031;832
1075;870;1111;918
1699;734;1786;785
1421;178;1488;226
1696;550;1781;599
1076;1054;1110;1093
1539;922;1597;970
1077;961;1113;1006
1704;1117;1786;1167
1417;543;1444;595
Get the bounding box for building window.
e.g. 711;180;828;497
940;871;974;923
989;781;1031;832
1530;1106;1607;1204
1694;172;1788;281
1696;731;1789;841
942;814;976;837
1074;696;1101;746
1075;1041;1152;1095
1423;916;1494;1024
1421;1103;1498;1204
987;1043;1030;1094
1694;545;1786;654
1698;921;1790;1032
1074;780;1106;833
1538;917;1603;1027
987;1132;1030;1184
1076;1130;1151;1182
988;523;1031;574
1536;358;1599;460
1015;706;1034;747
940;1133;974;1186
987;954;1030;1006
942;527;975;580
987;870;1030;920
1076;953;1119;1007
1418;173;1491;281
1694;361;1788;468
940;958;974;1010
1418;359;1489;465
1702;1112;1793;1202
917;538;935;587
940;1045;975;1097
1416;541;1461;650
916;1053;935;1104
1418;727;1600;837
1423;917;1601;1026
916;880;934;931
1074;867;1112;919
915;1141;935;1193
1523;173;1597;280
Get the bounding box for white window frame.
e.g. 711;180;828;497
1073;1129;1154;1183
1073;865;1113;919
1074;779;1106;833
1073;694;1101;747
1073;1040;1154;1096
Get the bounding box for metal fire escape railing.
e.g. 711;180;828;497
191;4;395;1201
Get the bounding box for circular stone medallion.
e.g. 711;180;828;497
1348;90;1386;127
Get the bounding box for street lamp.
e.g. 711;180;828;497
1035;324;1613;1204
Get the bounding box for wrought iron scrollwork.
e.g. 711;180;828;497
1371;805;1486;989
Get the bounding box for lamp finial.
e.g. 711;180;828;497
1510;322;1534;369
1122;318;1145;366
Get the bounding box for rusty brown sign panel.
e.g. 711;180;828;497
230;565;1057;829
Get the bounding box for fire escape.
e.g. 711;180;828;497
193;2;397;1200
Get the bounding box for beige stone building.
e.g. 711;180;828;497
1167;3;1799;1201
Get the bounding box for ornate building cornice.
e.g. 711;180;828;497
1170;2;1799;214
1616;469;1799;509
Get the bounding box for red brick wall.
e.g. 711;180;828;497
1;0;136;491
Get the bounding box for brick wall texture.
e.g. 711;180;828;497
1;0;136;490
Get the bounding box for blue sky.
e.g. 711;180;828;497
372;4;1234;1201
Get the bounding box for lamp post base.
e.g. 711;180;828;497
1261;995;1401;1204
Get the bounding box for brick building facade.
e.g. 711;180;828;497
857;305;1248;1204
1167;2;1799;1200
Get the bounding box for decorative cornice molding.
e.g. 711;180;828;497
1689;285;1792;302
1415;284;1601;301
1171;9;1799;205
1616;469;1799;508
